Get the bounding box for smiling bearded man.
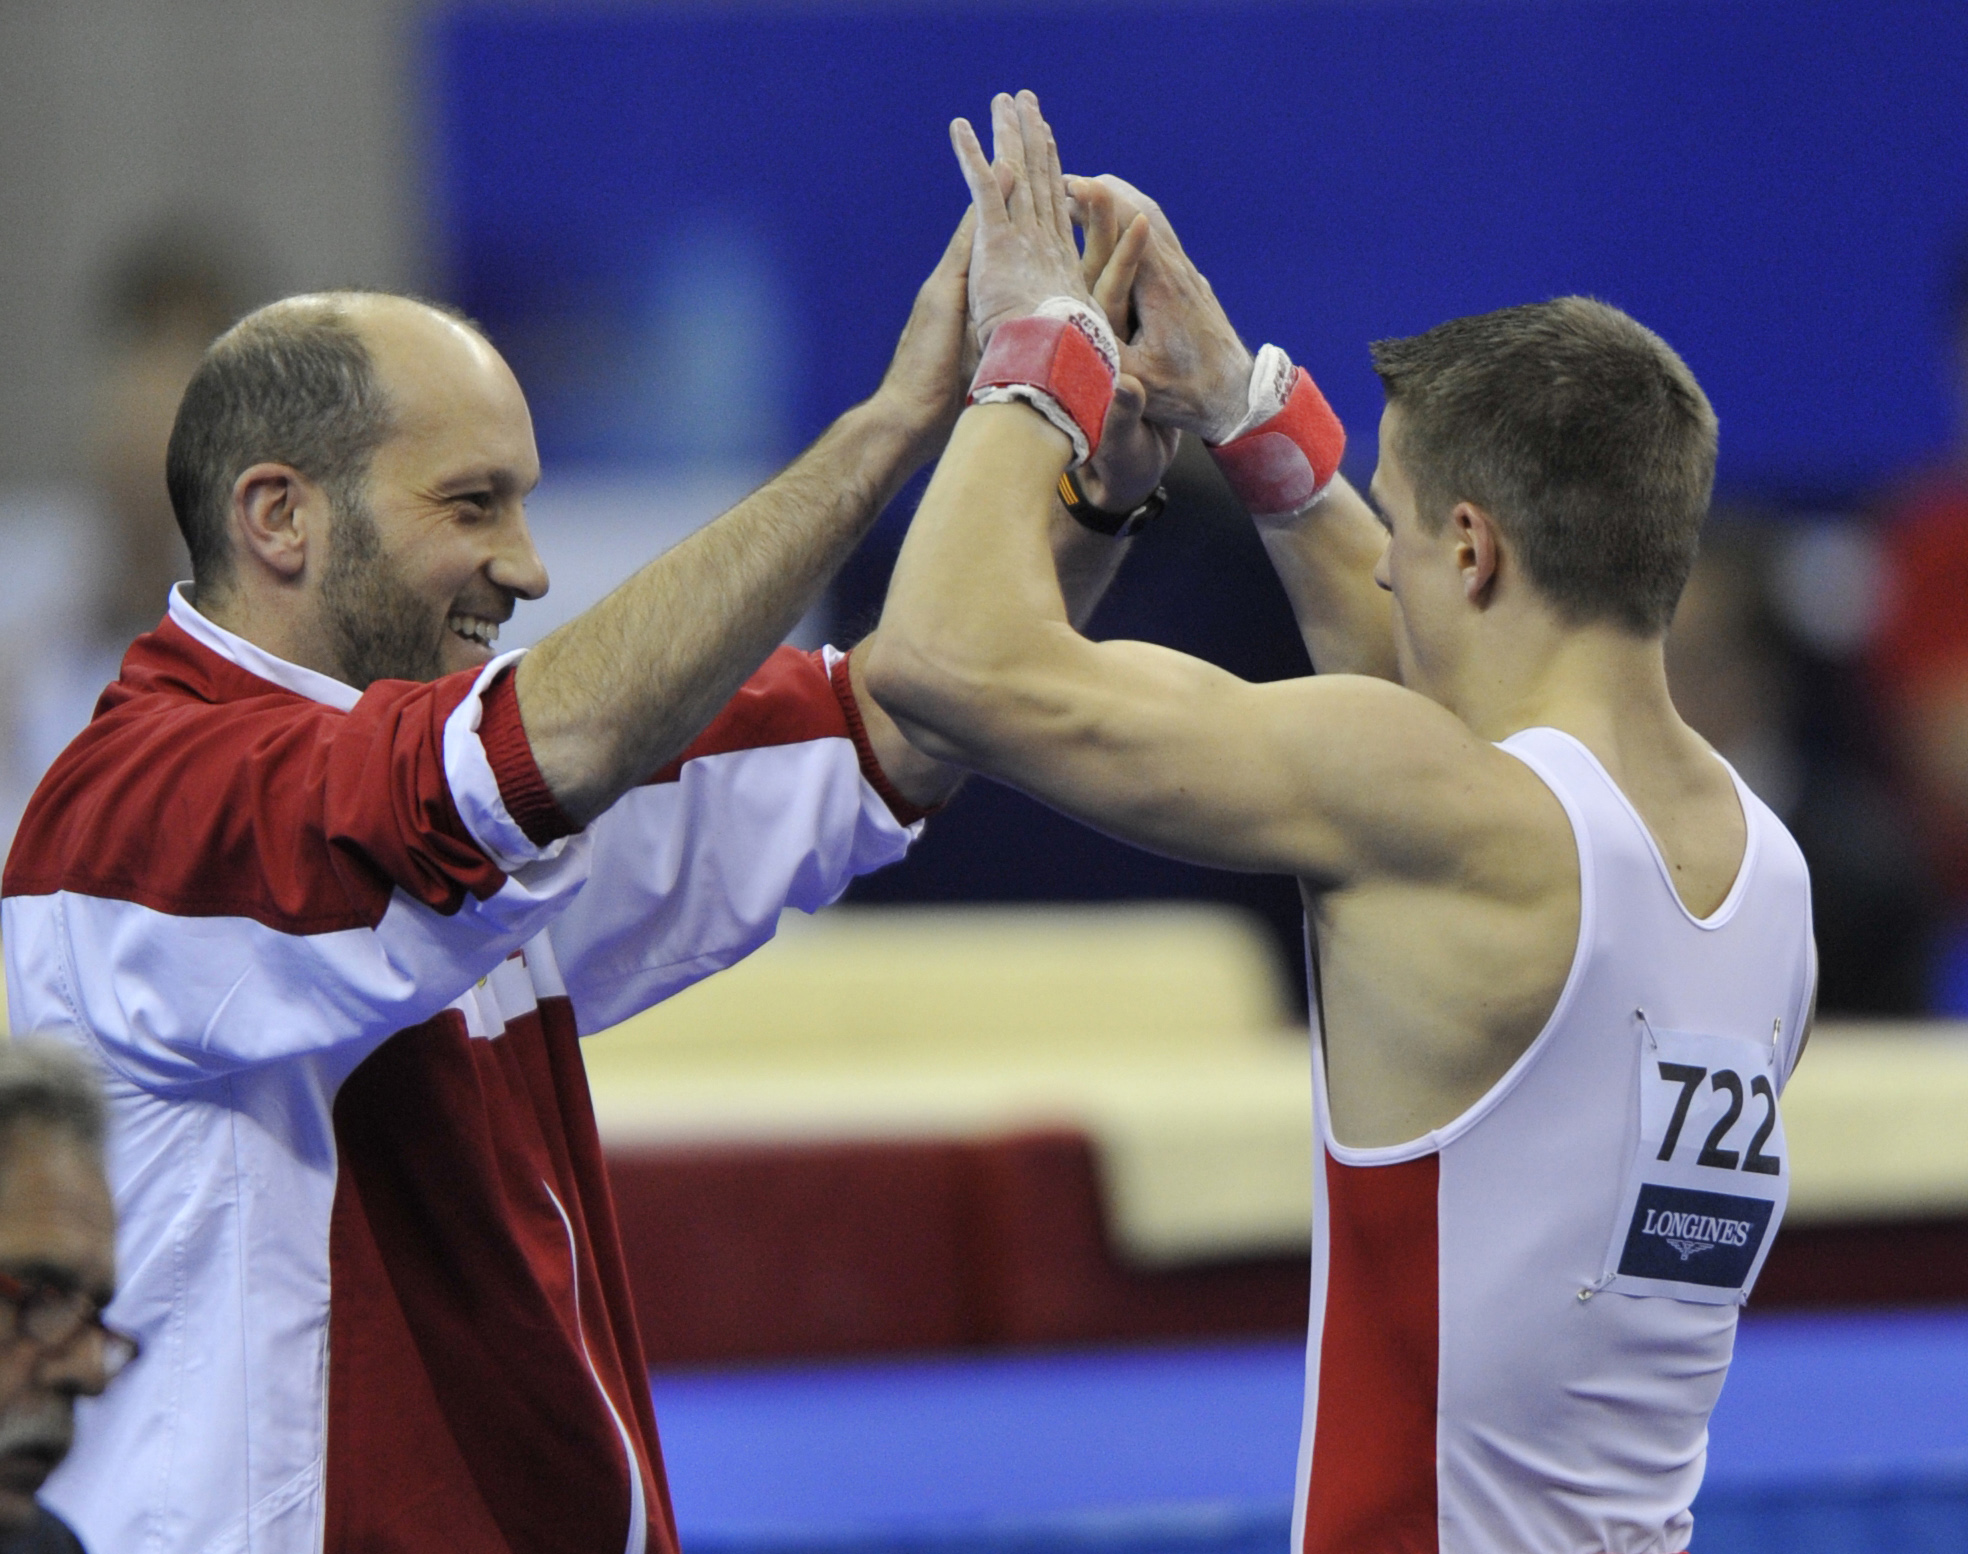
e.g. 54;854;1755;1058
3;265;1164;1554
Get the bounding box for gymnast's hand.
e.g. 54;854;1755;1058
951;93;1172;508
950;91;1097;346
1065;173;1257;445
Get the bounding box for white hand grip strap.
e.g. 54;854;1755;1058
1206;346;1347;520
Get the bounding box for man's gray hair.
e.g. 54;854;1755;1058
165;289;493;597
0;1042;107;1156
165;295;396;594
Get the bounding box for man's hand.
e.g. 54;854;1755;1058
1068;175;1392;676
1074;176;1142;339
1077;218;1179;511
1086;234;1172;511
866;210;978;470
950;92;1094;345
1066;174;1255;444
1079;376;1179;513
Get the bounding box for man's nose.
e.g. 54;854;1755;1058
491;509;549;602
37;1327;110;1398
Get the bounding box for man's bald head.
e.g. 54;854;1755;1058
164;292;488;596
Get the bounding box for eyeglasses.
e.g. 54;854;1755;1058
0;1271;140;1384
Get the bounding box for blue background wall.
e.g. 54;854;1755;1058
433;0;1968;501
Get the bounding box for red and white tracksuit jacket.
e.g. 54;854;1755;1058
4;586;925;1554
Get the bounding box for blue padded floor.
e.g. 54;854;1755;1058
1696;1309;1968;1552
650;1309;1968;1554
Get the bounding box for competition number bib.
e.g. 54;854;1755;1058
1596;1016;1789;1306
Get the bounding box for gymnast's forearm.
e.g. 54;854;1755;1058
1256;476;1400;680
865;405;1078;759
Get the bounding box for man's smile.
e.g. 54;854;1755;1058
446;613;502;651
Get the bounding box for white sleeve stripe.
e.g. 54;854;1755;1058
546;737;917;1036
3;860;592;1089
442;649;573;874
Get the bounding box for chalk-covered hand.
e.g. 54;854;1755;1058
1077;221;1180;512
950;92;1096;346
1066;173;1255;444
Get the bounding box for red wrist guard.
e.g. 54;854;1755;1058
1207;367;1346;519
969;309;1117;465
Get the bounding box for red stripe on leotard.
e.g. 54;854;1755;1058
1304;1150;1440;1553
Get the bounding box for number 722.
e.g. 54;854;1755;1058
1656;1063;1781;1175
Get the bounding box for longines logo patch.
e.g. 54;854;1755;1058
1616;1184;1774;1287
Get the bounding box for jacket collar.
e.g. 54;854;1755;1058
164;583;361;712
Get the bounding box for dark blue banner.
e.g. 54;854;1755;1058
432;1;1968;499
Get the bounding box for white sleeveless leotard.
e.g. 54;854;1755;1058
1291;727;1816;1554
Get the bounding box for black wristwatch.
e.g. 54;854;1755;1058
1057;467;1167;538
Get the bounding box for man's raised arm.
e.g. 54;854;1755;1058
513;218;976;827
512;197;1171;831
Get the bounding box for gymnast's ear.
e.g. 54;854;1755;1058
1451;501;1502;608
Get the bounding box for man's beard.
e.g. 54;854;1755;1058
321;495;449;688
0;1393;72;1498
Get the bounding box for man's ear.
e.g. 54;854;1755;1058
1450;501;1502;608
230;464;328;583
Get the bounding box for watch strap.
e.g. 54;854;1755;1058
1057;467;1166;538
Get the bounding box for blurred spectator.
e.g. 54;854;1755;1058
0;219;255;852
0;1042;131;1554
1669;516;1934;1014
1870;234;1968;1012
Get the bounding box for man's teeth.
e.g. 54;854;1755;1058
448;615;499;648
